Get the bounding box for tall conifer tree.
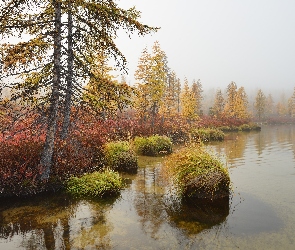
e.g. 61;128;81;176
1;0;157;180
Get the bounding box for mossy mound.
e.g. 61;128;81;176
220;123;261;132
164;145;230;200
190;128;225;142
66;169;124;197
103;141;138;173
133;135;173;156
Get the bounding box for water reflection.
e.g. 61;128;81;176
166;197;229;235
0;194;118;249
133;164;168;238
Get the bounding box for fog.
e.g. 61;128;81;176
115;0;295;94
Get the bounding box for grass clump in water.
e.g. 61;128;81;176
164;144;230;199
190;128;225;142
66;169;124;197
133;135;173;156
103;141;137;172
219;123;261;132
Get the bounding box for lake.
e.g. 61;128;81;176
1;124;295;249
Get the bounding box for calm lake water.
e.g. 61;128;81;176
1;124;295;249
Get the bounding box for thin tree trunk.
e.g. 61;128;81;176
61;0;74;140
40;0;62;180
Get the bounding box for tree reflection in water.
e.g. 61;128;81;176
0;193;118;249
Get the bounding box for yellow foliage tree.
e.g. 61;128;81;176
134;41;168;125
83;52;134;119
212;89;224;117
234;86;250;119
223;81;237;118
180;78;198;122
254;89;266;120
191;79;203;115
159;70;180;119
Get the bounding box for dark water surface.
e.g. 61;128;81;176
1;125;295;249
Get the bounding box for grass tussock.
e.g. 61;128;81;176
133;135;173;156
219;123;261;132
164;144;230;199
66;169;124;197
103;141;137;172
190;128;225;142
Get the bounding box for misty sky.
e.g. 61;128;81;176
115;0;295;93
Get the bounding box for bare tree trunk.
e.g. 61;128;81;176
61;0;74;140
40;0;62;180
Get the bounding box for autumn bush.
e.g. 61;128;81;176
0;112;107;196
0;133;103;197
0;107;256;197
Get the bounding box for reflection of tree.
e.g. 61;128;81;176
0;194;72;249
275;125;295;150
0;193;117;249
133;163;168;238
276;125;295;159
69;199;114;249
210;132;249;167
254;130;267;155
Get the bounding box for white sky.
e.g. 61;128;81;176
115;0;295;93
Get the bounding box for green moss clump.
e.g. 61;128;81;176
190;128;225;142
66;169;124;197
220;123;261;132
103;141;137;172
164;145;230;199
133;135;173;156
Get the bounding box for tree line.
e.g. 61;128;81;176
132;42;295;123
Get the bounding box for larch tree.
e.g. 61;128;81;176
180;78;197;122
234;86;249;119
276;93;288;116
212;89;224;117
1;0;63;180
223;81;237;118
266;94;275;117
134;47;152;122
254;89;266;121
175;77;181;114
134;41;168;126
148;41;168;125
159;70;179;119
191;79;203;115
1;0;157;180
276;102;287;116
82;52;134;119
